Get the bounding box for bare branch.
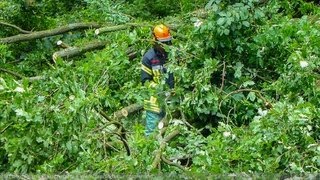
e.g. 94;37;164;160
0;21;32;34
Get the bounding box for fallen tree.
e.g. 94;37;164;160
0;22;101;43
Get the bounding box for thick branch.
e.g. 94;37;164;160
0;22;101;44
94;23;151;35
161;155;186;171
52;41;107;61
113;103;143;119
95;24;129;35
151;130;180;169
0;21;32;34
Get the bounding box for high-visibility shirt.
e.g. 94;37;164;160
141;48;174;113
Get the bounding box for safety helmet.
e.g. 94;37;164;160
153;24;172;42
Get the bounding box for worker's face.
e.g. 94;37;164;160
155;40;172;53
162;40;172;46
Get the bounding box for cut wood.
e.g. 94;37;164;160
56;40;71;49
52;41;107;61
0;22;101;44
113;103;143;119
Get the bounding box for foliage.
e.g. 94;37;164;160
0;0;319;175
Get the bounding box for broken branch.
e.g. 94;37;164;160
161;155;187;171
151;129;180;170
113;103;143;119
52;41;107;61
95;107;131;156
0;22;101;44
56;40;71;49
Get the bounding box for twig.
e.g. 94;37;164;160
105;141;120;153
1;122;13;134
0;67;25;79
220;61;226;91
95;107;130;156
0;21;32;34
95;107;113;122
219;88;271;112
117;126;130;154
161;155;187;171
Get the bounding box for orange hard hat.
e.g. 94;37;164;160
153;24;172;42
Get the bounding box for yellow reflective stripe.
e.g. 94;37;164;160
150;96;157;103
144;106;161;113
148;81;157;88
153;69;161;77
153;69;161;83
141;64;152;75
144;101;159;107
144;103;160;108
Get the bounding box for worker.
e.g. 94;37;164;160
141;24;174;136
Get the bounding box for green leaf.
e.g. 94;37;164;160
247;92;256;101
243;81;255;87
234;62;243;78
242;21;250;27
224;29;230;35
217;18;225;26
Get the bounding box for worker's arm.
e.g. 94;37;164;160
141;59;159;88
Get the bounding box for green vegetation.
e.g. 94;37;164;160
0;0;319;176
